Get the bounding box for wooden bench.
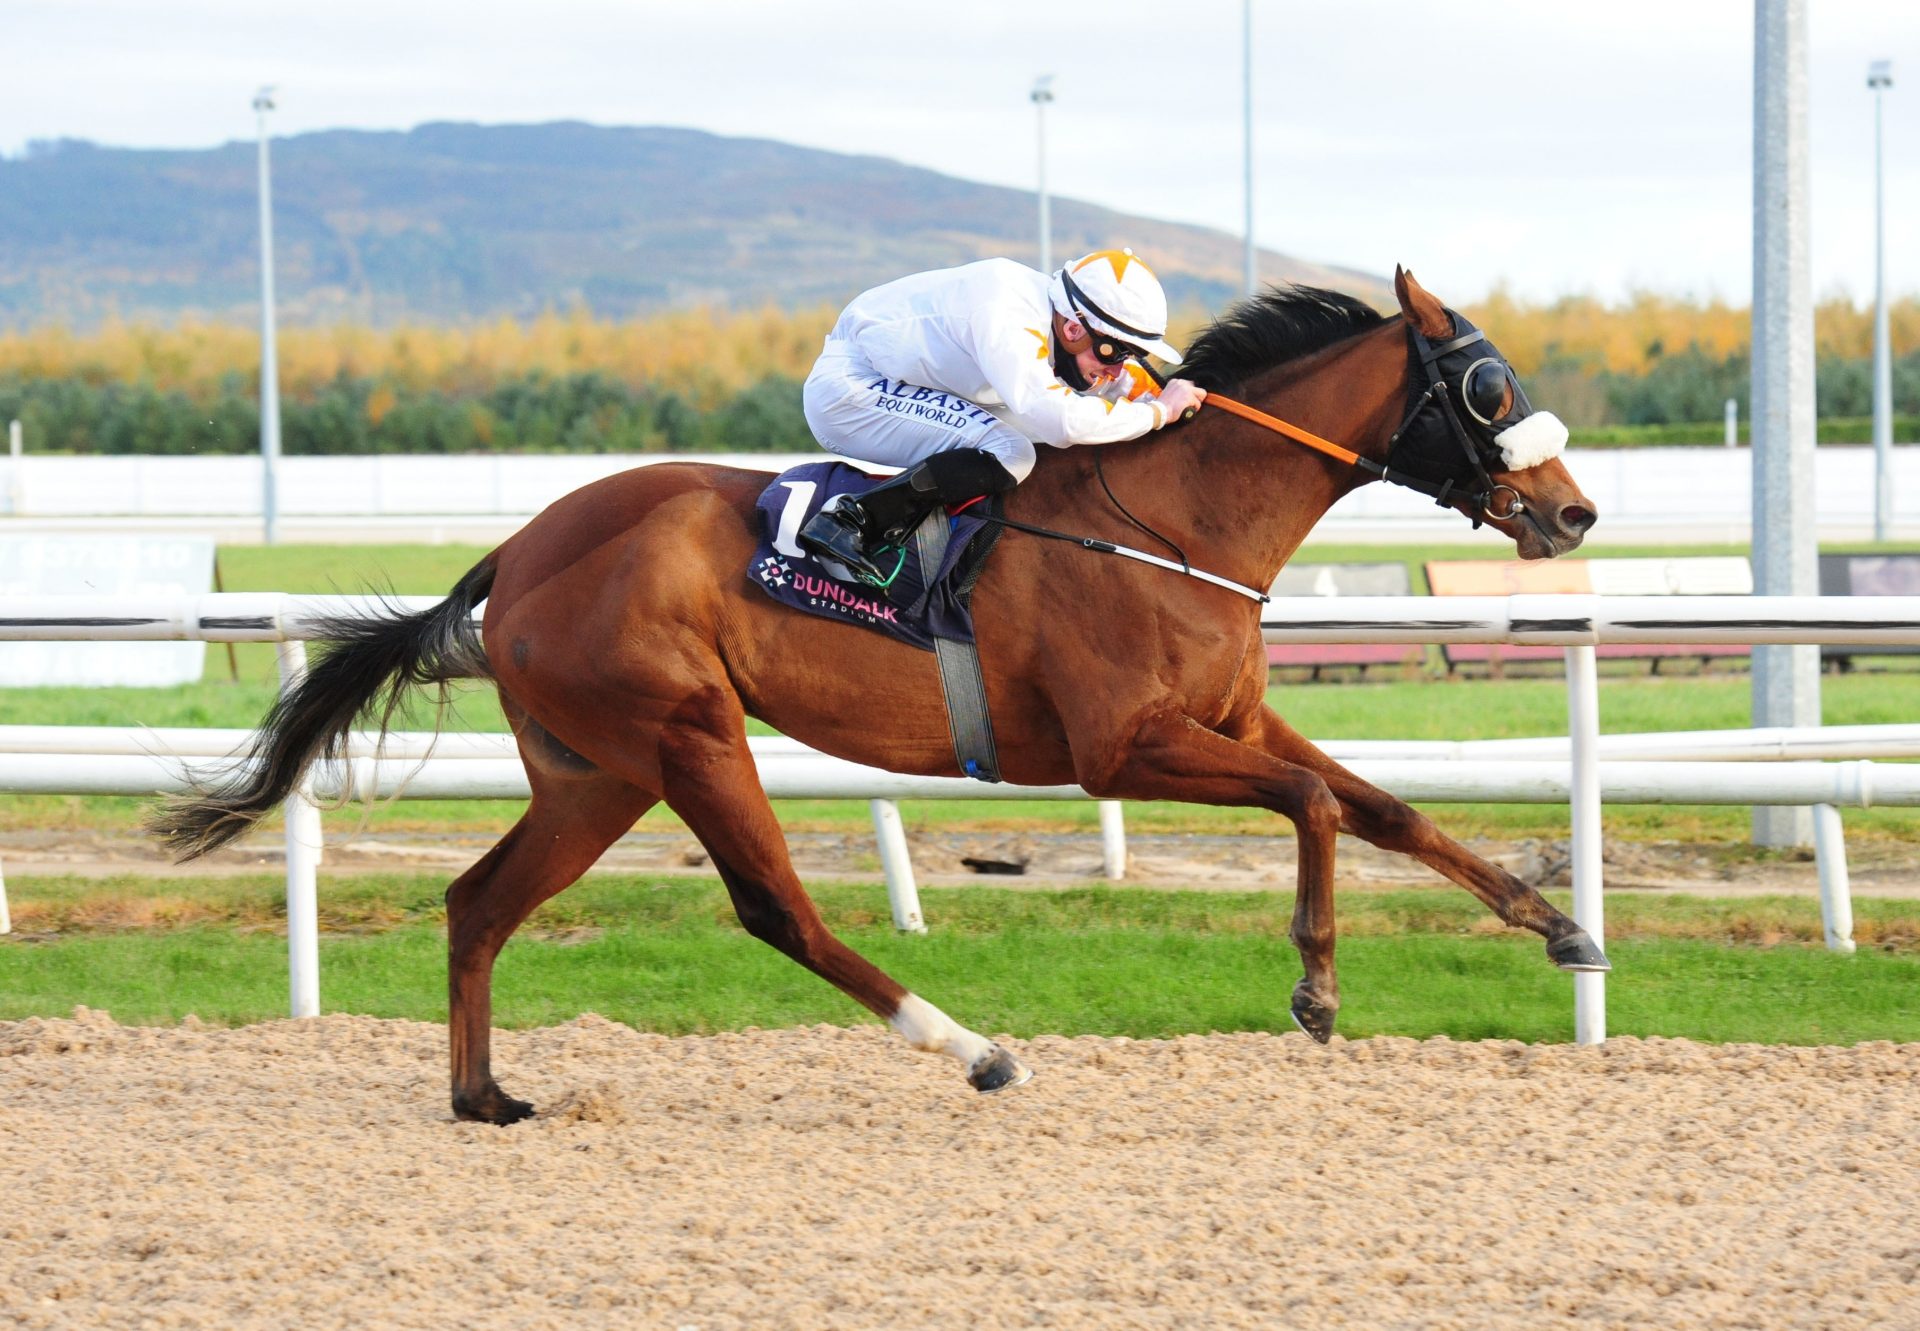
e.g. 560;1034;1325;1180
1425;557;1755;674
1263;563;1427;677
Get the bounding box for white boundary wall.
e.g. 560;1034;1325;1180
1;446;1917;540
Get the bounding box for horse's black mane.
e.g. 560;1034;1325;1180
1177;285;1389;393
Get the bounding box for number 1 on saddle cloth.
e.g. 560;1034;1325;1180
750;461;1001;653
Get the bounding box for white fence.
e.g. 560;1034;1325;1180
4;592;1918;1046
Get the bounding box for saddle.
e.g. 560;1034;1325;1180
749;461;1007;781
748;462;1002;653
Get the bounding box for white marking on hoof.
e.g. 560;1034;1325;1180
889;993;995;1070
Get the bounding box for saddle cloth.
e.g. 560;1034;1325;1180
748;461;1000;652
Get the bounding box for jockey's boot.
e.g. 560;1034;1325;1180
796;468;939;586
798;449;1016;587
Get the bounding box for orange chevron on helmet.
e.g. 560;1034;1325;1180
1048;247;1182;365
1075;249;1141;282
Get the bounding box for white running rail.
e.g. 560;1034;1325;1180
4;593;1917;1044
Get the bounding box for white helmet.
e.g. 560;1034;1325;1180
1047;248;1182;365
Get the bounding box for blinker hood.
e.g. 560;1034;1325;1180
1395;313;1566;481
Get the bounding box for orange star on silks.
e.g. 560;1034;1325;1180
1073;248;1148;282
1025;327;1049;360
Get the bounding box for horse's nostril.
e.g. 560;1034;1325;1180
1561;504;1597;534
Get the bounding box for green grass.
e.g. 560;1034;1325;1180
5;877;1918;1044
14;926;1916;1045
24;869;1920;943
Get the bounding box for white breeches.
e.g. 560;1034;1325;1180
802;343;1038;482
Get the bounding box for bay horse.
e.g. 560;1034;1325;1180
154;267;1607;1124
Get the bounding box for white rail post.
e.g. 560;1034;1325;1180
276;642;323;1017
1811;803;1857;954
1565;645;1606;1045
869;799;925;933
1099;800;1127;879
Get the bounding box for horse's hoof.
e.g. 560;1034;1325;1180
967;1045;1032;1093
1290;997;1337;1045
452;1086;536;1125
1548;930;1612;973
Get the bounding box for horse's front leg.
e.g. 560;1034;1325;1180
1248;708;1609;973
1083;711;1346;1042
652;692;1031;1093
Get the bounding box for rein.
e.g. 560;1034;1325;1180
1145;327;1526;524
1206;390;1509;519
976;322;1532;604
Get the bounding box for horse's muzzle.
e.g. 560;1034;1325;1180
1536;499;1598;557
1504;495;1596;560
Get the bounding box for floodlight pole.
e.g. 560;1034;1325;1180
1032;76;1055;275
7;418;21;514
1869;60;1894;543
1750;0;1819;848
254;86;283;546
1243;0;1256;296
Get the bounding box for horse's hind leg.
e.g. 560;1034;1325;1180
446;768;657;1124
1252;710;1609;972
649;686;1029;1092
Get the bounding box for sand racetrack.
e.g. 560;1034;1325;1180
2;1013;1917;1329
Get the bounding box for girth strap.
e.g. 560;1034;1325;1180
911;513;1003;783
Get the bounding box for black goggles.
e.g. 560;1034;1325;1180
1089;335;1146;366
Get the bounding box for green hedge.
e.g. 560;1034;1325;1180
1572;416;1920;448
1;368;1915;456
0;371;814;455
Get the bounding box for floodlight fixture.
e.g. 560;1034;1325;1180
1031;76;1054;272
253;86;282;543
1868;59;1894;538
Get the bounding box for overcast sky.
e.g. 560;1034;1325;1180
7;0;1917;305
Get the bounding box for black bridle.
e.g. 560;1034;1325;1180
1363;314;1529;526
1025;308;1545;581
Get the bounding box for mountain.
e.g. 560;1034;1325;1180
0;121;1386;328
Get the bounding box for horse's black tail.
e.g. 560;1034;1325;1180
149;555;498;861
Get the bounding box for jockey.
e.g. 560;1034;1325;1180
796;248;1208;585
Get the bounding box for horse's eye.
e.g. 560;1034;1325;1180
1461;359;1513;425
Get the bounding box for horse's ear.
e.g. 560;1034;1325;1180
1393;265;1452;337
